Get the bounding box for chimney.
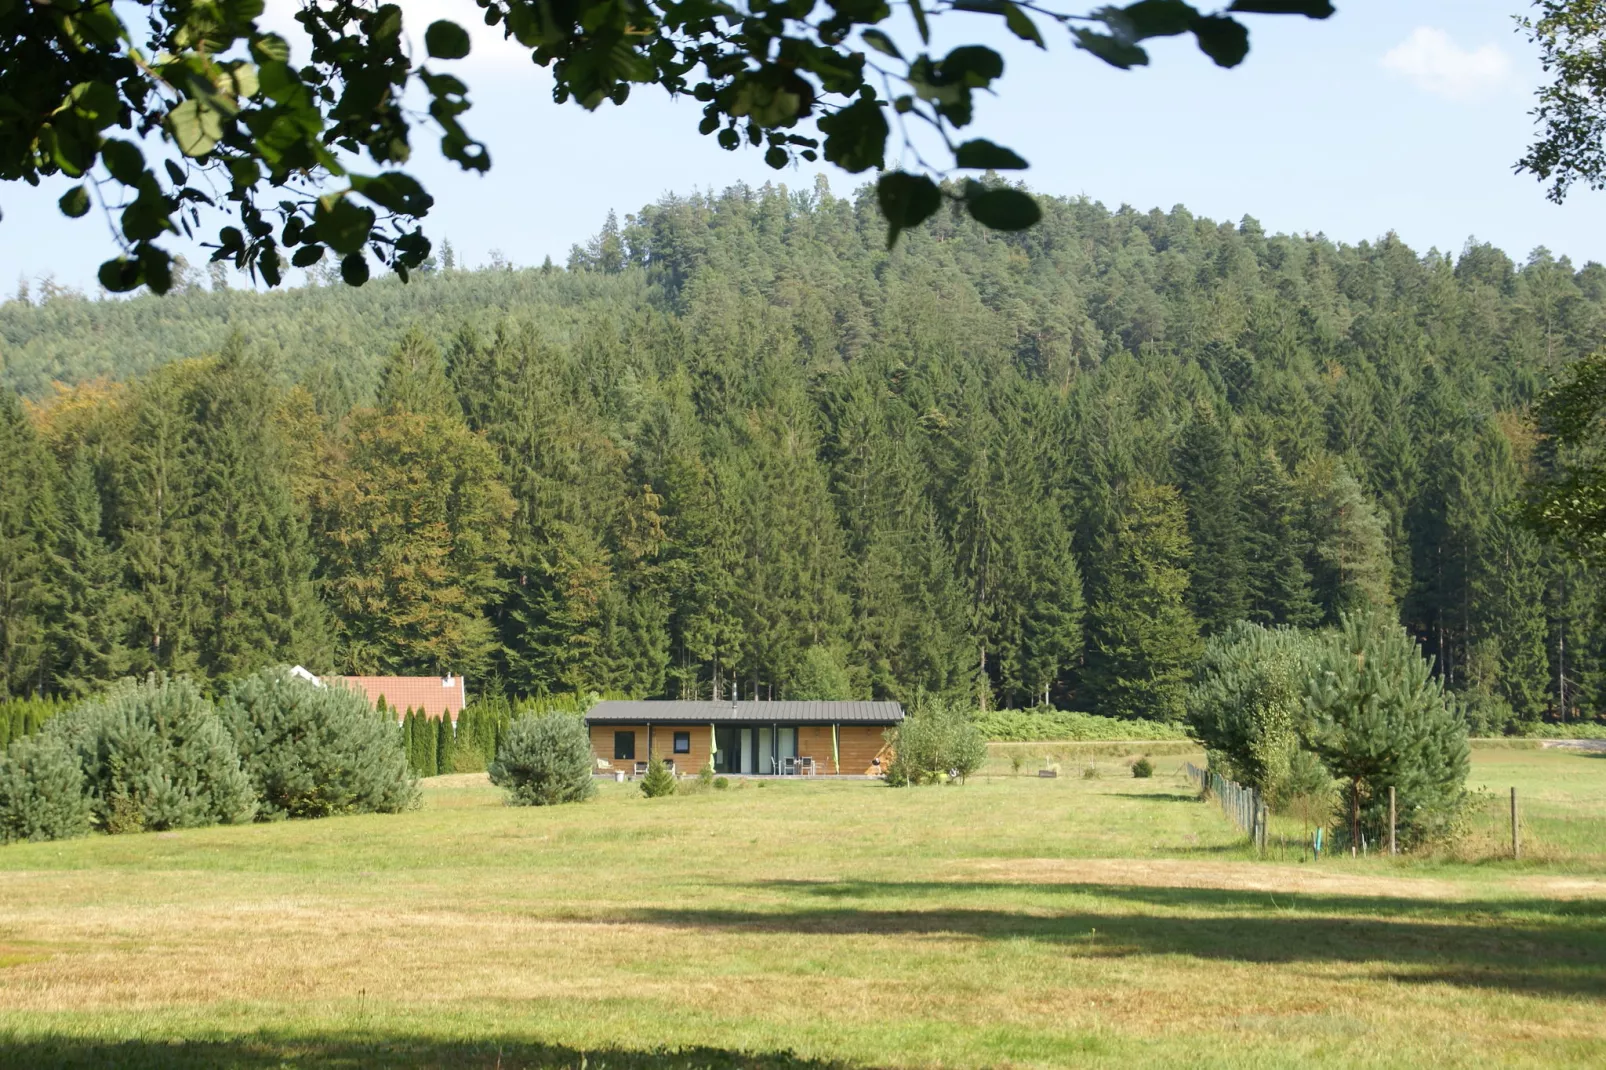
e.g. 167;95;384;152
443;672;454;687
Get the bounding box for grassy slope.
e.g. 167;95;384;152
0;749;1601;1069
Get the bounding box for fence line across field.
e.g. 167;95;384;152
1184;762;1268;853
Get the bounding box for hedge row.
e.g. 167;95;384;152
972;708;1192;743
0;696;72;750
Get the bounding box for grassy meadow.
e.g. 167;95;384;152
0;744;1602;1069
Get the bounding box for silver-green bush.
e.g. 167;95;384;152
488;714;597;806
47;675;256;833
0;734;95;845
222;668;419;819
884;696;987;786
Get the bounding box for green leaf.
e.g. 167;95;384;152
1117;0;1197;39
249;33;292;65
167;99;223;157
349;172;434;216
877;171;942;248
940;46;1004;87
341;251;370;286
954;139;1028;170
861;29;903;60
909;0;930;44
58;186;91;218
315;193;377;255
97;257;142;292
291;244;325;267
1192;15;1250;68
99;139;144;184
966;187;1041;231
764;145;788;169
1003;3;1045;48
425;19;472;59
67;81;121;126
1228;1;1334;17
1073;29;1150;69
137;243;173;295
818;96;888;174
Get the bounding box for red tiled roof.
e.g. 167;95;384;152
331;675;467;720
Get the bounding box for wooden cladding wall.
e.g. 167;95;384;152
648;724;714;773
590;723;892;776
836;725;894;775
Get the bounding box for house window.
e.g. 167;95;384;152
614;731;636;760
673;731;691;754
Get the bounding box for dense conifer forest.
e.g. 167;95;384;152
3;179;1604;732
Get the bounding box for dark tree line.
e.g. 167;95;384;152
2;181;1604;728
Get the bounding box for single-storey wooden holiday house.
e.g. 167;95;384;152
329;674;467;723
584;700;903;777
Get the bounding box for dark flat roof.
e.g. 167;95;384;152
586;700;904;725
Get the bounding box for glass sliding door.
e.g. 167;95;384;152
778;727;797;772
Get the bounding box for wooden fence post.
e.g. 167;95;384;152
1388;786;1397;857
1511;787;1520;861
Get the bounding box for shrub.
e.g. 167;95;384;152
46;675;256;832
713;776;730;791
0;734;95;845
221;668;419;820
1187;621;1325;804
884;696;987;786
639;759;677;798
488;714;597;806
1131;756;1154;778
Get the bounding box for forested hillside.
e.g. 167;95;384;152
3;179;1604;731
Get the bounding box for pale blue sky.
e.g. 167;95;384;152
3;1;1602;293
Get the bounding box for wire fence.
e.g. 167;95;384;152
1185;762;1268;852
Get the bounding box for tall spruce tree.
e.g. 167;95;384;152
1083;479;1201;721
49;450;132;696
1240;451;1321;628
187;343;326;678
0;391;55;696
1174;401;1249;634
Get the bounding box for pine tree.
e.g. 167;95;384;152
1305;611;1470;849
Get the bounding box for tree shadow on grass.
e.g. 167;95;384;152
1096;792;1199;803
619;880;1606;999
0;1034;864;1070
